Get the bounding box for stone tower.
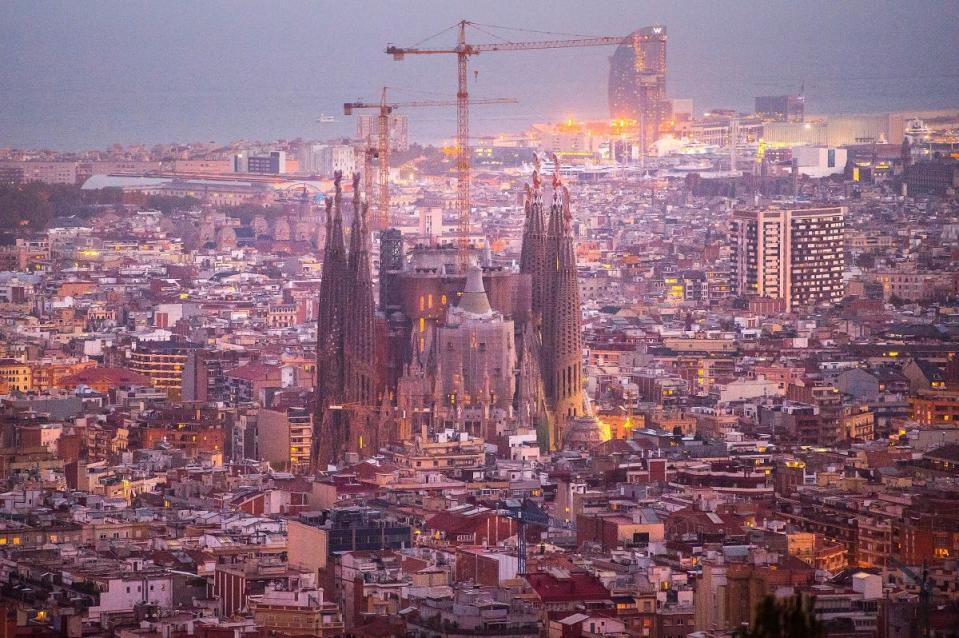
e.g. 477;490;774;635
517;156;551;446
519;156;548;322
315;172;349;468
343;173;379;452
541;160;584;448
378;228;405;312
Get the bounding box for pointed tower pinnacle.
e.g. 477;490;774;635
542;154;583;449
344;173;377;403
457;267;493;316
343;173;379;453
315;171;349;468
520;153;548;322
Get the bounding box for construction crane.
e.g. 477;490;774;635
888;557;931;638
387;21;626;259
344;88;516;231
499;498;575;575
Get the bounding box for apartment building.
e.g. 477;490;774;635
732;206;846;312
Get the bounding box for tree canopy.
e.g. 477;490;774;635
0;182;123;230
736;595;823;638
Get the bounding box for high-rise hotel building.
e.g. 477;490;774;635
732;207;846;312
608;25;668;150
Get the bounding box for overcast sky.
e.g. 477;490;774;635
2;0;958;150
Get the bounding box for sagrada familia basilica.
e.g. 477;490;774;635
313;158;600;469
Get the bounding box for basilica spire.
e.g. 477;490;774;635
315;171;349;468
542;154;583;449
520;153;548;322
344;172;378;411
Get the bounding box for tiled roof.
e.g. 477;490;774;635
63;367;152;386
526;571;611;602
225;362;280;381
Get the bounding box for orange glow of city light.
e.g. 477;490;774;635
597;419;612;442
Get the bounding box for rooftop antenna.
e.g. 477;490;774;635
729;118;739;174
640;109;646;176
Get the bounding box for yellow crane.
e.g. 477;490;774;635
344;88;515;231
387;21;626;258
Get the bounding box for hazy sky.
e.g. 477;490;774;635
2;0;958;150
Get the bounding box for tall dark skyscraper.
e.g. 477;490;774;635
755;94;805;122
608;25;668;150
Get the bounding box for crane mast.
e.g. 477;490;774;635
456;21;470;259
344;88;516;232
500;499;575;575
888;558;931;638
387;21;626;266
344;88;393;231
377;87;390;231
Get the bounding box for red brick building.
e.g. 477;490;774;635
424;507;519;547
526;570;613;622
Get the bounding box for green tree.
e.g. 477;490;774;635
0;182;129;229
0;182;54;229
142;194;202;214
736;595;823;638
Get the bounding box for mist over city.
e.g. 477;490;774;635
3;1;958;149
1;2;958;637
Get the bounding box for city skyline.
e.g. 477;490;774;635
2;3;959;636
2;0;959;150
